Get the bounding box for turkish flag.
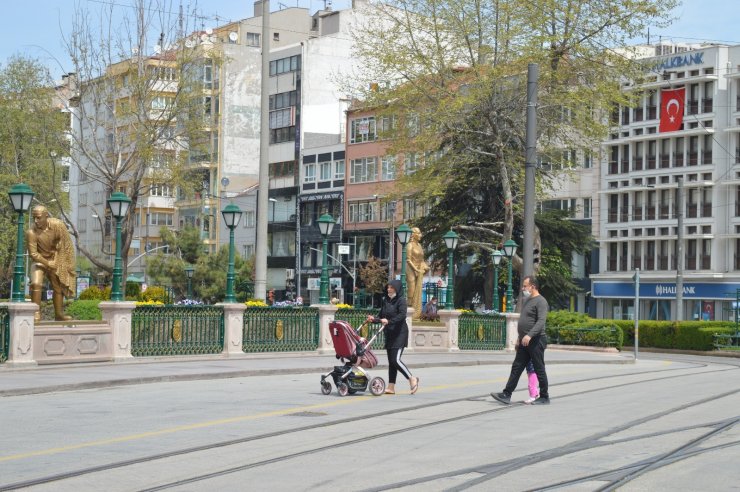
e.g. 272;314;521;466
659;88;685;132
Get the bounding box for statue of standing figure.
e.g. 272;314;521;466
406;227;429;317
26;205;76;321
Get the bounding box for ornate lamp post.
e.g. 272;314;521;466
317;214;335;304
395;223;412;296
503;239;518;312
8;184;34;302
185;265;194;299
491;249;502;312
221;203;243;303
107;192;131;301
443;230;459;310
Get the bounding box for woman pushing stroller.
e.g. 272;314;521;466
366;279;420;395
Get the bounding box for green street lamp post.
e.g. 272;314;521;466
443;230;459;310
107;192;131;301
8;184;35;302
395;224;412;296
221;203;243;303
317;214;335;304
491;249;502;312
185;265;194;299
503;239;518;312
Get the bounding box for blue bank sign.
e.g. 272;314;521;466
655;52;704;71
593;281;740;299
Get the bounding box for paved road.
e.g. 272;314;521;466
1;351;738;491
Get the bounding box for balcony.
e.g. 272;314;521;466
737;96;740;112
645;257;655;270
735;149;740;164
608;258;617;271
621;160;630;174
688;100;699;115
658;255;668;270
702;150;712;165
688;152;698;166
647;106;657;119
634;108;644;121
674;153;684;167
659;205;670;220
647;157;656;170
633;157;643;171
646;206;656;220
702;203;712;218
700;255;711;270
660;155;670;168
735;254;740;270
607;211;618;223
702;98;713;113
608;161;618;174
619;257;627;271
687;204;698;218
632;257;642;269
633;208;643;221
686;255;697;270
620;211;629;222
736;202;740;217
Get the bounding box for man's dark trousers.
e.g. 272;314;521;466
503;335;548;398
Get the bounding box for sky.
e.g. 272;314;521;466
0;0;738;80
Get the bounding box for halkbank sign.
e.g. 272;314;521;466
593;281;740;299
655;52;704;71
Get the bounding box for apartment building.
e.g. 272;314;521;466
591;44;740;321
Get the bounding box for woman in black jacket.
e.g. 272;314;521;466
366;279;419;395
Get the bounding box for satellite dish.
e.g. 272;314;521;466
228;32;238;42
200;34;208;42
185;39;195;48
206;28;214;35
221;177;230;188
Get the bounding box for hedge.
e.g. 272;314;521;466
66;300;103;320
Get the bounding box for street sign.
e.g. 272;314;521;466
338;244;350;255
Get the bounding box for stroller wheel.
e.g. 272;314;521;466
337;382;350;397
369;377;386;396
321;381;332;395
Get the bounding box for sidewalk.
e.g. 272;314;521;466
0;348;634;397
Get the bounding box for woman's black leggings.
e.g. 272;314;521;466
386;348;412;384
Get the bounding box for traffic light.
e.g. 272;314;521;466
533;248;540;264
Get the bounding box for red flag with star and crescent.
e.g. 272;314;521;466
659;88;685;132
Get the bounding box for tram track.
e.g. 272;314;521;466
1;360;737;491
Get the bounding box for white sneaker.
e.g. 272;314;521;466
524;396;539;404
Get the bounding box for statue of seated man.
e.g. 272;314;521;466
26;205;76;321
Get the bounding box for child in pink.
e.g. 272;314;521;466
525;360;539;404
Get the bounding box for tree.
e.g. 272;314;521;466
59;1;218;279
349;0;677;305
0;56;69;297
146;225;254;302
359;255;388;307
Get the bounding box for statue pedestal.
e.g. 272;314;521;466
218;303;245;356
3;302;39;367
314;304;338;354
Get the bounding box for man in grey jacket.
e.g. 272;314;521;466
491;275;550;405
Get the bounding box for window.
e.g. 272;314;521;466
269;160;296;178
269;91;297;110
334;160;345;179
150;212;173;226
381;156;396;181
349;157;377;183
151;96;171;110
202;59;213;90
269;55;301;76
583;150;592;168
404;153;419;175
150;184;173;197
378;115;395;136
268;231;295;256
583;198;592;219
242;244;255;258
269;108;294;129
350;117;376;143
348;201;377;223
304;163;316;182
243;211;255;228
270;126;296;144
246;32;260;47
319;161;331;181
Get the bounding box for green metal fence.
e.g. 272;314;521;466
458;313;506;350
243;307;319;352
0;307;9;363
713;333;740;351
131;305;224;356
334;308;385;348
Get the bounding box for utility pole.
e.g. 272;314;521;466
388;200;396;282
254;0;270;301
523;63;538;279
633;268;640;360
676;177;684;320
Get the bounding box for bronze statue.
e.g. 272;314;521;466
26;206;76;321
406;227;429;317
